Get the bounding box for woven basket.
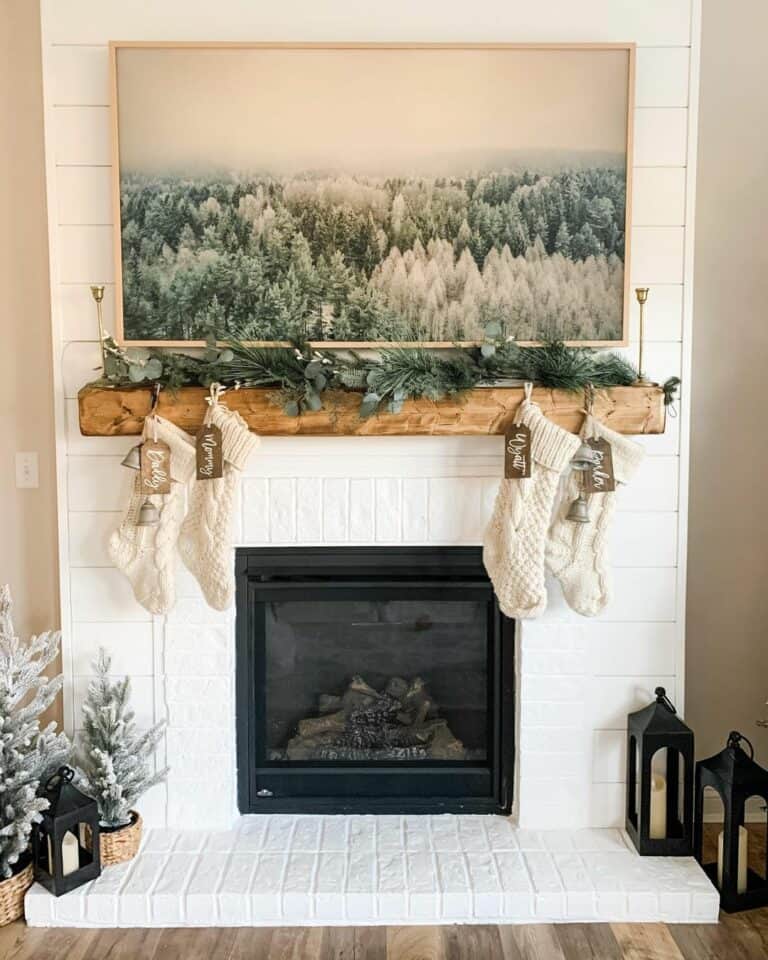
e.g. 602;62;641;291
0;858;33;927
90;811;143;867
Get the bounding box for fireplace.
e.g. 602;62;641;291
235;547;514;815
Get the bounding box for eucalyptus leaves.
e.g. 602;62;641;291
95;333;657;420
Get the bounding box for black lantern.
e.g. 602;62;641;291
32;766;101;896
694;731;768;912
626;687;694;855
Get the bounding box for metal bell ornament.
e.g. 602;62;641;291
566;442;598;523
566;489;591;523
571;441;598;473
120;443;142;470
136;497;160;526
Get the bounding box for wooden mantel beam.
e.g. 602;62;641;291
78;384;666;437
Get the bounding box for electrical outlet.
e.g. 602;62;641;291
15;452;39;489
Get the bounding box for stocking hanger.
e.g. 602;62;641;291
204;382;227;424
584;382;595;416
146;383;162;443
514;381;534;425
582;383;599;439
206;382;227;406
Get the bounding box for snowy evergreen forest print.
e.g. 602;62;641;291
113;44;633;344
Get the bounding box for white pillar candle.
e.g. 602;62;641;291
649;773;667;839
47;830;80;877
718;825;748;894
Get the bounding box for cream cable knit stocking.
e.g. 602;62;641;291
483;396;581;619
178;404;259;611
546;415;644;617
108;416;196;615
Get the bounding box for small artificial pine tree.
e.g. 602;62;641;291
77;648;168;828
0;585;70;879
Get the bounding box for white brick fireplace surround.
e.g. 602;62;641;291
36;0;707;929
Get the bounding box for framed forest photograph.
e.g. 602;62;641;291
110;42;635;346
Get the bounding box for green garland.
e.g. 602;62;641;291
98;334;676;418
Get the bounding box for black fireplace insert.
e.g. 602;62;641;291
235;546;514;814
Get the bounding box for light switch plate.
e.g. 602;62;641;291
15;452;39;489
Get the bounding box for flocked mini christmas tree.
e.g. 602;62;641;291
77;649;168;828
0;585;70;878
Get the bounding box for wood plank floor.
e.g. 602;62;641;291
3;914;768;960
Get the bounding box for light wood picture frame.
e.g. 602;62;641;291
110;42;635;347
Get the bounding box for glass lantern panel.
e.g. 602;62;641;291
74;821;96;868
34;821;50;874
702;785;725;873
744;795;767;883
628;734;638;827
648;746;686;839
58;829;81;877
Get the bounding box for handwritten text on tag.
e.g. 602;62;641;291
504;423;532;479
196;423;223;480
584;437;615;493
140;440;171;495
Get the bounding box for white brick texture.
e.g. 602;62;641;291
61;456;686;833
25;817;718;927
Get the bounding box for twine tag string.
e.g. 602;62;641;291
581;383;598;439
514;381;534;426
147;383;162;442
204;382;226;426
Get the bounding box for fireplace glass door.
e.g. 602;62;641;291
264;598;489;763
236;547;514;814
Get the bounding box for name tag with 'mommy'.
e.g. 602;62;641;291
196;423;223;480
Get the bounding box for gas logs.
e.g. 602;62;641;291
277;675;467;761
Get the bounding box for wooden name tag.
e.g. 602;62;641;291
196;423;223;480
140;440;171;494
584;437;615;493
504;424;531;479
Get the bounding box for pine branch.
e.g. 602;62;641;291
484;341;637;390
360;348;480;416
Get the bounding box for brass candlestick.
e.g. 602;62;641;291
90;285;107;376
635;287;652;385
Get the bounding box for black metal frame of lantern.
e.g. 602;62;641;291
695;731;768;913
32;766;101;896
626;687;694;856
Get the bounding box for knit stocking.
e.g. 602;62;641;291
178;404;259;610
546;415;644;617
483;398;581;619
108;416;196;615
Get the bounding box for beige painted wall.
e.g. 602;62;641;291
686;0;768;764
0;2;60;652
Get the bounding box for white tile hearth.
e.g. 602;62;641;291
25;816;719;927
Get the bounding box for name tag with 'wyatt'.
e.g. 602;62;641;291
504;424;531;479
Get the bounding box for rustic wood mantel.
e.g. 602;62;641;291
78;384;665;437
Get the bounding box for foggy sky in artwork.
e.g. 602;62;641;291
115;46;630;176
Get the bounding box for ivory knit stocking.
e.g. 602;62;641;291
546;415;644;617
483;397;581;619
178;404;259;611
108;416;196;615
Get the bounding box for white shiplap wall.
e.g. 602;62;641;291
39;0;700;829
